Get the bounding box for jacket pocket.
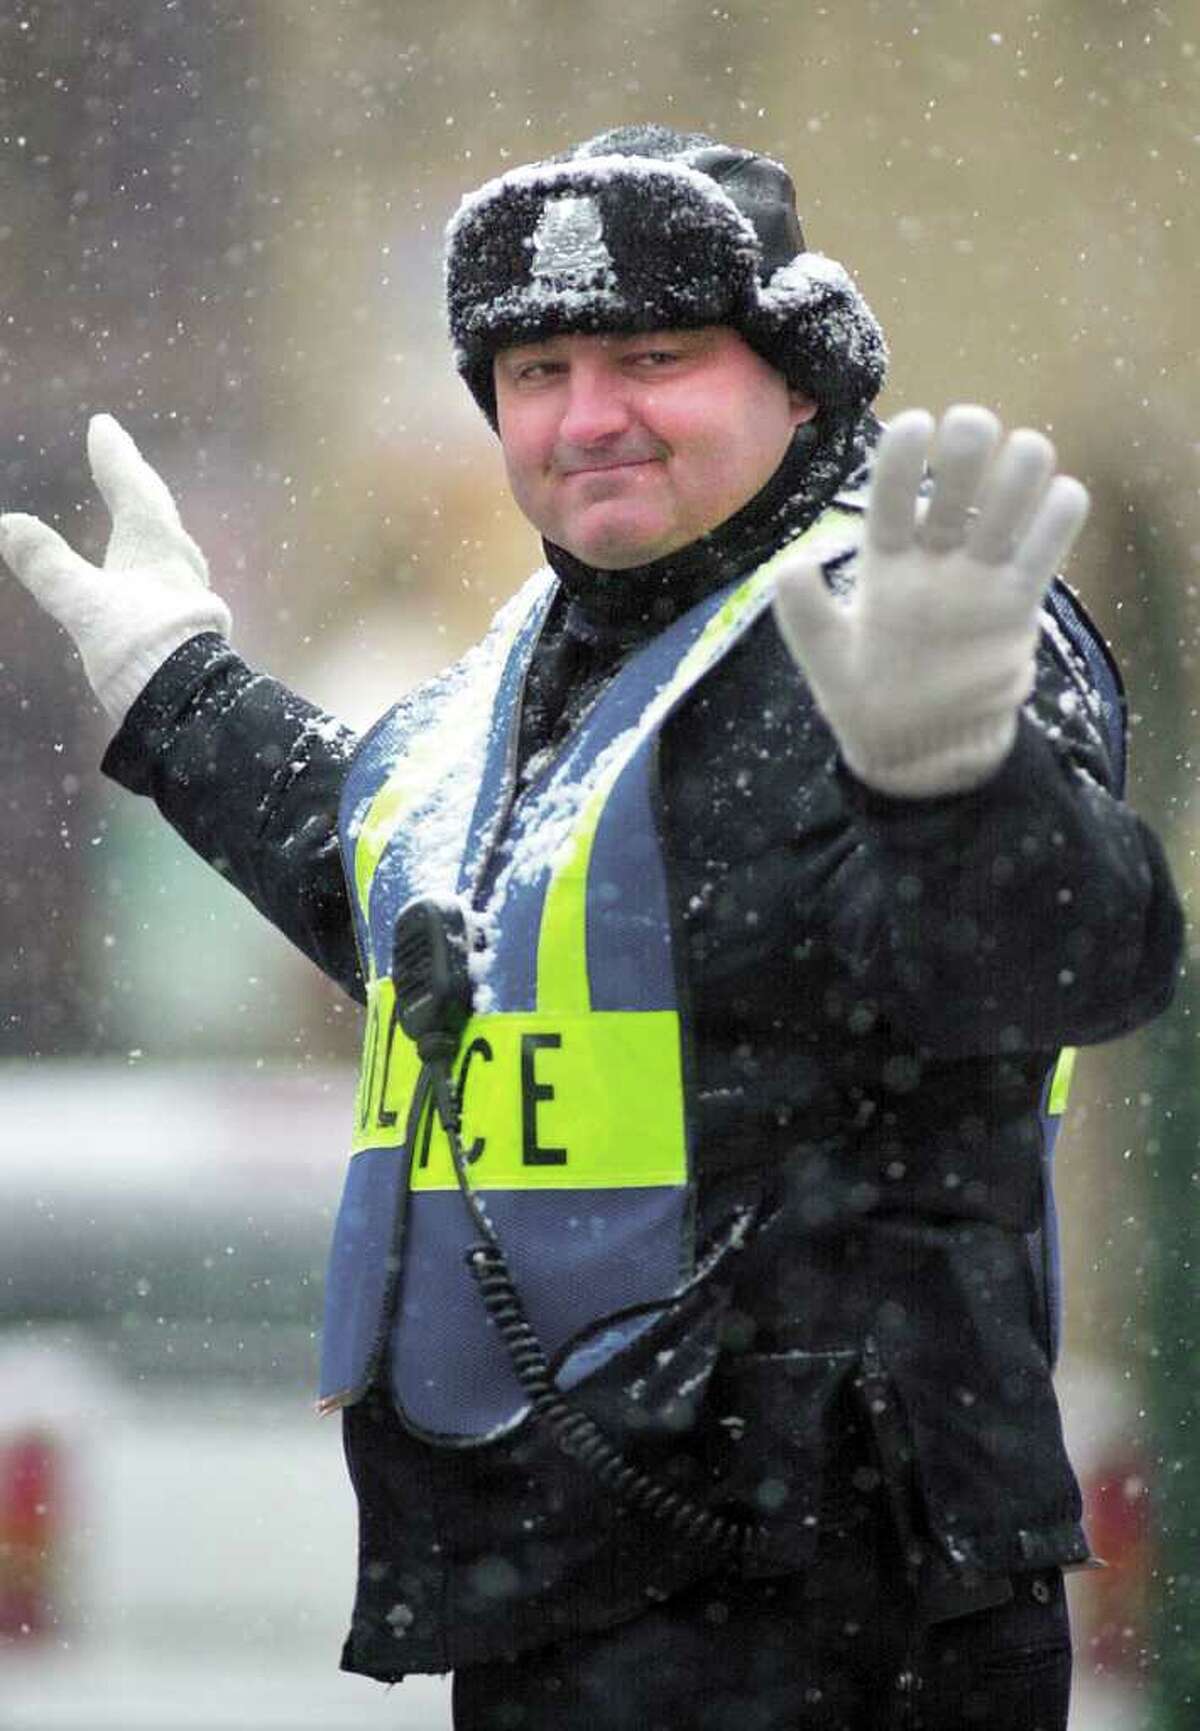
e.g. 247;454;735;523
858;1334;1090;1581
704;1346;859;1576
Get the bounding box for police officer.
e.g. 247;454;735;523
1;126;1183;1730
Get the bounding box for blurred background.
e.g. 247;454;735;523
0;1;1195;1726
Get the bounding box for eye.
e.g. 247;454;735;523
500;354;566;387
630;348;682;369
514;359;564;383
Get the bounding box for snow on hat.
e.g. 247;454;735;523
445;123;887;428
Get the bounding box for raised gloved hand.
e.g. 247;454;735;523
772;405;1090;799
0;414;231;727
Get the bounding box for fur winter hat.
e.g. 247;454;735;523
445;124;887;428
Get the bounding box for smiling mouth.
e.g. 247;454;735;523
560;457;659;479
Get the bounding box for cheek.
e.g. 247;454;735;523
499;425;550;507
726;402;796;486
497;393;552;468
680;428;753;498
670;409;793;527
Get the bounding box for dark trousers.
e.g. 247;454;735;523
450;1558;1071;1731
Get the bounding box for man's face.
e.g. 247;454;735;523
493;327;816;569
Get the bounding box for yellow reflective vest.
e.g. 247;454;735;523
323;506;869;1437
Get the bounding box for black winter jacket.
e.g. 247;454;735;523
102;434;1183;1677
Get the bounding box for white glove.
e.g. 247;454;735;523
772;405;1091;798
0;414;231;727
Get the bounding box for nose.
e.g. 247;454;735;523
556;361;632;449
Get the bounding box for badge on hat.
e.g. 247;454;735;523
530;195;614;286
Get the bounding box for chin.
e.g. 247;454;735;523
561;515;681;571
568;542;667;571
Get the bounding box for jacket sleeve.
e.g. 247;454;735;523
101;632;366;1003
820;609;1184;1058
